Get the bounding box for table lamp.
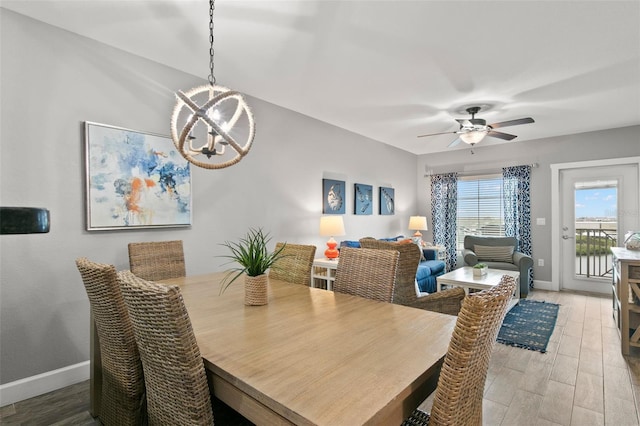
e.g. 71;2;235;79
319;216;346;260
408;216;428;245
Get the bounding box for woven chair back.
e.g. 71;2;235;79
359;239;465;316
117;270;214;425
75;258;145;426
333;247;399;303
430;275;517;426
128;240;185;281
359;239;421;306
270;243;316;285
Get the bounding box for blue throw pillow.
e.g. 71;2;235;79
340;240;361;248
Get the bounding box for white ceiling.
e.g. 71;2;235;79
3;0;639;155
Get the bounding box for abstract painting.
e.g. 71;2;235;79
85;122;191;230
354;183;372;215
322;179;345;214
379;186;395;215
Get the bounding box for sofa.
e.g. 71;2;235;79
415;247;446;293
340;236;446;293
462;235;533;298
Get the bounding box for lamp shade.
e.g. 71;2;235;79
460;130;487;145
319;216;346;237
408;216;428;231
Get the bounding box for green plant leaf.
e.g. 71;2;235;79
218;228;287;294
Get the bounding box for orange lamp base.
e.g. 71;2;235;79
324;239;339;259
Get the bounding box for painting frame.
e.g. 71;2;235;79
379;186;395;215
322;178;346;214
84;121;192;231
354;183;373;215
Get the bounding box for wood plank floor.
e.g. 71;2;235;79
2;289;639;425
0;380;99;425
420;288;640;425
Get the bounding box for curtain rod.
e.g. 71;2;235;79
424;162;538;177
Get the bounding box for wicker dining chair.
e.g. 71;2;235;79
128;240;185;281
269;242;316;285
333;246;399;303
402;275;518;426
359;238;465;315
117;270;214;425
75;258;145;426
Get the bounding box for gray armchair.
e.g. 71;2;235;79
463;235;533;298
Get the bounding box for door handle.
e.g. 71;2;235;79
562;235;574;240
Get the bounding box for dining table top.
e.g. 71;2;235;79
160;272;457;425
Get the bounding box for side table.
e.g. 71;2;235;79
311;258;339;290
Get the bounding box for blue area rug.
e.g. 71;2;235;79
497;299;560;353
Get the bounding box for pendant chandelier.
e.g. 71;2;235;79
170;0;255;169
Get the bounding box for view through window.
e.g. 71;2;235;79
456;174;505;250
574;180;617;278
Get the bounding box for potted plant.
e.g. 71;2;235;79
473;262;488;277
220;228;286;305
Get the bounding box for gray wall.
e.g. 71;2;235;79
417;127;640;283
0;10;417;384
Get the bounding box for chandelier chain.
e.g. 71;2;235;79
208;0;216;86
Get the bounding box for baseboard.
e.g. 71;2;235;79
0;361;90;407
532;280;555;291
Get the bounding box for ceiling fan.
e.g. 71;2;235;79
417;106;534;147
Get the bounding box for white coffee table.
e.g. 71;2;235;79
437;267;520;310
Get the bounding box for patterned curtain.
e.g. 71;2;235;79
503;165;533;287
430;173;458;271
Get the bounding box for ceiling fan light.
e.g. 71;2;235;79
460;130;487;145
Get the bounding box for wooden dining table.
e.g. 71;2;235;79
90;272;457;425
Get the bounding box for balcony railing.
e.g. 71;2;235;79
575;227;617;279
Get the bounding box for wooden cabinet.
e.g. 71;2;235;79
611;247;640;356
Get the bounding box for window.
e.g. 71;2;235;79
456;174;505;250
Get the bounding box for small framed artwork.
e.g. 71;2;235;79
84;121;192;230
322;178;345;214
354;183;373;215
379;186;395;215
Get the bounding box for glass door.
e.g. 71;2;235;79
560;164;638;293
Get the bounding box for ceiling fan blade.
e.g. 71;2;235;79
448;137;462;147
417;131;458;138
489;117;534;129
487;130;517;141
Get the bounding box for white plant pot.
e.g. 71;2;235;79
473;266;488;277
